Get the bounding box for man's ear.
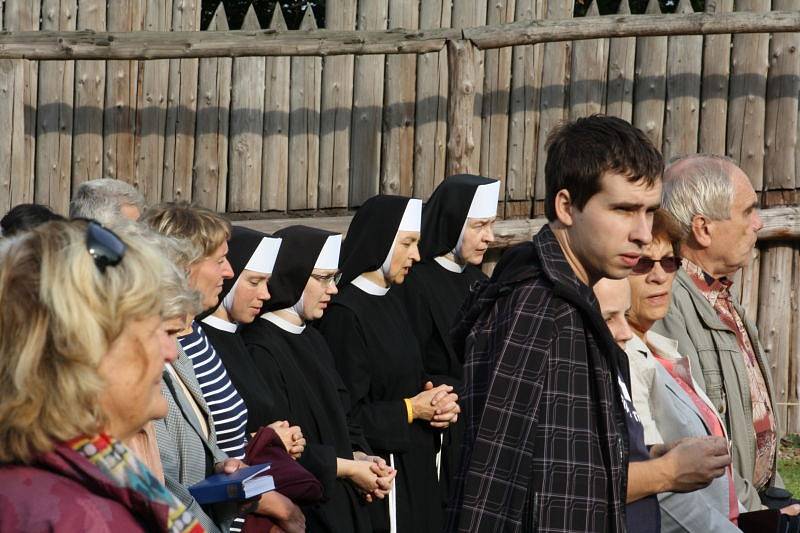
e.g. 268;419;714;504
690;215;712;248
554;189;575;227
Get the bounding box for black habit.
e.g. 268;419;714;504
317;195;443;533
240;225;373;533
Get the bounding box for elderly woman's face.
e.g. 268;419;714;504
387;231;421;285
97;315;177;441
627;238;678;333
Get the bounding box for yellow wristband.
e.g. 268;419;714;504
403;398;414;424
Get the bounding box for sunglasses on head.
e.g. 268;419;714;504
631;256;682;275
84;220;126;272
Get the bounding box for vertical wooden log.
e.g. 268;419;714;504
288;8;322;210
0;57;24;212
133;0;172;204
162;0;200;203
606;0;635;122
72;0;106;187
5;0;40;206
451;0;487;172
193;2;231;212
261;6;290;212
349;0;388;206
789;246;800;434
662;0;702;161
757;244;793;435
569;0;608;120
699;0;733;155
506;0;543;202
479;0;515;186
726;0;770;191
764;0;800;196
228;5;265;212
104;0;142;184
413;0;450;199
740;246;761;330
533;0;573;212
318;0;356;208
381;0;419;196
632;0;667;150
35;0;76;214
446;39;477;177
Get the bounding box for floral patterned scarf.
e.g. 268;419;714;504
69;433;204;533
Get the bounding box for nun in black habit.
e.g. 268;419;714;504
316;195;460;533
391;175;500;505
240;225;387;533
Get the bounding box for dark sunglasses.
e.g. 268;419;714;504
85;220;126;272
631;256;682;275
311;271;342;287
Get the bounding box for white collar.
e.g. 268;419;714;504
351;274;390;296
201;314;238;333
625;333;651;358
261;312;306;334
434;255;466;273
645;330;682;361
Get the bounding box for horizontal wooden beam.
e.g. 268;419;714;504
233;205;800;249
0;11;799;59
466;11;800;50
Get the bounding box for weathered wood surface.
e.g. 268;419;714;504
764;0;800;192
34;0;76;214
698;0;733;155
349;0;388;206
103;0;141;183
227;6;264;211
506;0;543;201
605;0;635;122
162;0;200;203
662;0;701;160
288;8;322;210
790;248;800;434
633;0;667;149
193;2;231;212
261;6;290;212
757;244;794;430
452;0;487;172
71;0;105;188
133;0;171;204
0;57;25;211
412;0;450;199
445;39;477;177
533;0;573;208
726;0;770;191
381;0;418;196
479;0;515;186
5;0;39;206
569;1;608;120
318;0;356;209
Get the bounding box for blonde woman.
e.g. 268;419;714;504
0;219;203;532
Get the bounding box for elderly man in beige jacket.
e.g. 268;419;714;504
653;154;798;517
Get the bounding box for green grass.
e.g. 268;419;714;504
780;434;800;496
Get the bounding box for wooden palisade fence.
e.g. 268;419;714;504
2;0;800;435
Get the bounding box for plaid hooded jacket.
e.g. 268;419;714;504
446;224;632;532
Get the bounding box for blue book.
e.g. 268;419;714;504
188;463;274;505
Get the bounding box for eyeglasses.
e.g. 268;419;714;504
631;256;682;275
311;271;342;287
85;220;126;272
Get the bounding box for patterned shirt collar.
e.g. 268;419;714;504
682;258;733;308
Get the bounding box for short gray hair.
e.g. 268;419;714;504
69;179;146;225
662;154;736;235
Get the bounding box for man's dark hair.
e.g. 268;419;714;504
1;204;65;237
544;115;664;222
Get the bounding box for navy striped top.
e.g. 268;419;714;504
179;321;249;460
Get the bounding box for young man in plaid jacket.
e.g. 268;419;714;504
447;115;728;532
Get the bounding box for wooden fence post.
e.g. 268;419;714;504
446;38;477;177
606;0;636;122
698;0;732;155
632;0;667;150
569;0;608;119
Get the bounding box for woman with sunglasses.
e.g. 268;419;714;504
240;225;391;533
624;209;742;532
0;220;204;532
